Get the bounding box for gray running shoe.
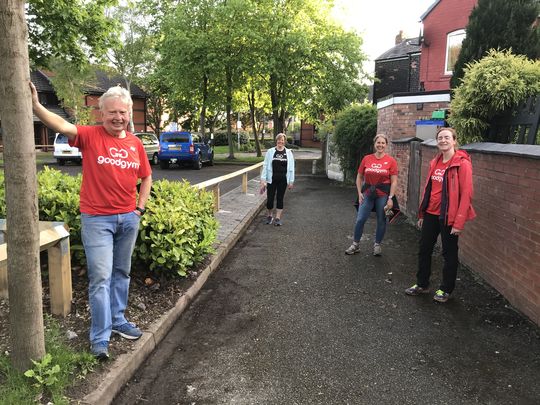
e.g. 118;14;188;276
373;243;382;256
345;242;360;255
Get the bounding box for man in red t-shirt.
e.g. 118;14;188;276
31;83;152;360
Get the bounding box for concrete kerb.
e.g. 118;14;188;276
81;190;267;405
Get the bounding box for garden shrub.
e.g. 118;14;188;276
213;130;250;146
0;168;218;278
212;131;229;146
449;50;540;143
333;103;378;182
134;179;218;277
37;167;85;264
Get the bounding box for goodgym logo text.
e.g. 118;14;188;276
97;147;140;169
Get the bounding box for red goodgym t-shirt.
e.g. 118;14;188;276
358;154;398;197
426;159;450;216
71;126;152;215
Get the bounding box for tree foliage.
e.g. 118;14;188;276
332;104;378;182
48;59;95;124
448;50;540;143
450;0;540;89
27;0;119;68
155;0;367;141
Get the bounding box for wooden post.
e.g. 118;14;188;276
0;220;72;316
213;184;220;212
47;237;72;317
242;173;248;194
0;261;7;299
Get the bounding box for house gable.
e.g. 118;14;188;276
373;37;421;102
419;0;477;91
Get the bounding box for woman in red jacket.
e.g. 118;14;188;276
405;128;475;302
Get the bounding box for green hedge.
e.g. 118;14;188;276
135;179;217;277
0;168;218;278
213;130;251;146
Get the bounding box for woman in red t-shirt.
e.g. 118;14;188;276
405;127;475;303
345;134;398;256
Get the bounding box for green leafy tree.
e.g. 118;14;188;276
107;0;158;131
332;103;378;182
448;50;540;143
48;59;95;124
27;0;119;68
451;0;540;89
256;0;368;136
159;0;224;145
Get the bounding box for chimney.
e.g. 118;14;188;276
395;30;404;45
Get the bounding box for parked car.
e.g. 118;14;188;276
53;133;82;166
134;132;159;165
158;131;214;170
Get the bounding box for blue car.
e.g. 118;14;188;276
158;131;214;170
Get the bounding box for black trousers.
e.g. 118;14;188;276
266;176;287;210
417;213;459;294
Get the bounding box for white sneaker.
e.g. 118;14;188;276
345;242;360;255
373;243;382;256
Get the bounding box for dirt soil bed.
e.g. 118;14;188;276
0;259;206;401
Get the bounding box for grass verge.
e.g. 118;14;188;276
0;316;97;405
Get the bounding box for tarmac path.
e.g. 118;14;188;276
115;175;540;404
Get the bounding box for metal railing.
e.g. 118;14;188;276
195;162;263;212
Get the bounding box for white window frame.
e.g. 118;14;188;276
445;29;466;75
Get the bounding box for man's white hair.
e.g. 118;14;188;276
98;86;133;111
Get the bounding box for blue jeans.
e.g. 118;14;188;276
353;192;387;244
81;212;140;344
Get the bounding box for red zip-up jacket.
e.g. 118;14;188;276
418;149;476;230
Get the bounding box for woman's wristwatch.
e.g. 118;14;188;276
135;207;146;215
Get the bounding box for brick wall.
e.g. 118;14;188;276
377;100;449;141
460;146;540;325
391;142;411;210
418;142;540;326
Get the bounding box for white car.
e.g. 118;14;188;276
53;133;82;166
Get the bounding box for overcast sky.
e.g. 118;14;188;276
331;0;435;75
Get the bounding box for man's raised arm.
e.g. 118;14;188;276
30;82;78;140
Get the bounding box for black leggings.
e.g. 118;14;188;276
266;176;287;210
416;213;459;294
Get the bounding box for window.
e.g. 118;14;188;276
445;29;466;75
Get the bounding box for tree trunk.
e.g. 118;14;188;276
226;69;235;159
199;74;208;140
248;87;261;157
122;77;135;132
0;0;45;371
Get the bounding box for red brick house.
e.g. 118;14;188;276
376;0;479;141
31;70;148;149
419;0;478;91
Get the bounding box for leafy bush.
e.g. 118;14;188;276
449;50;540;143
37;167;85;263
0;168;218;278
213;129;250;146
332;103;377;182
134;179;218;277
212;131;229;146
